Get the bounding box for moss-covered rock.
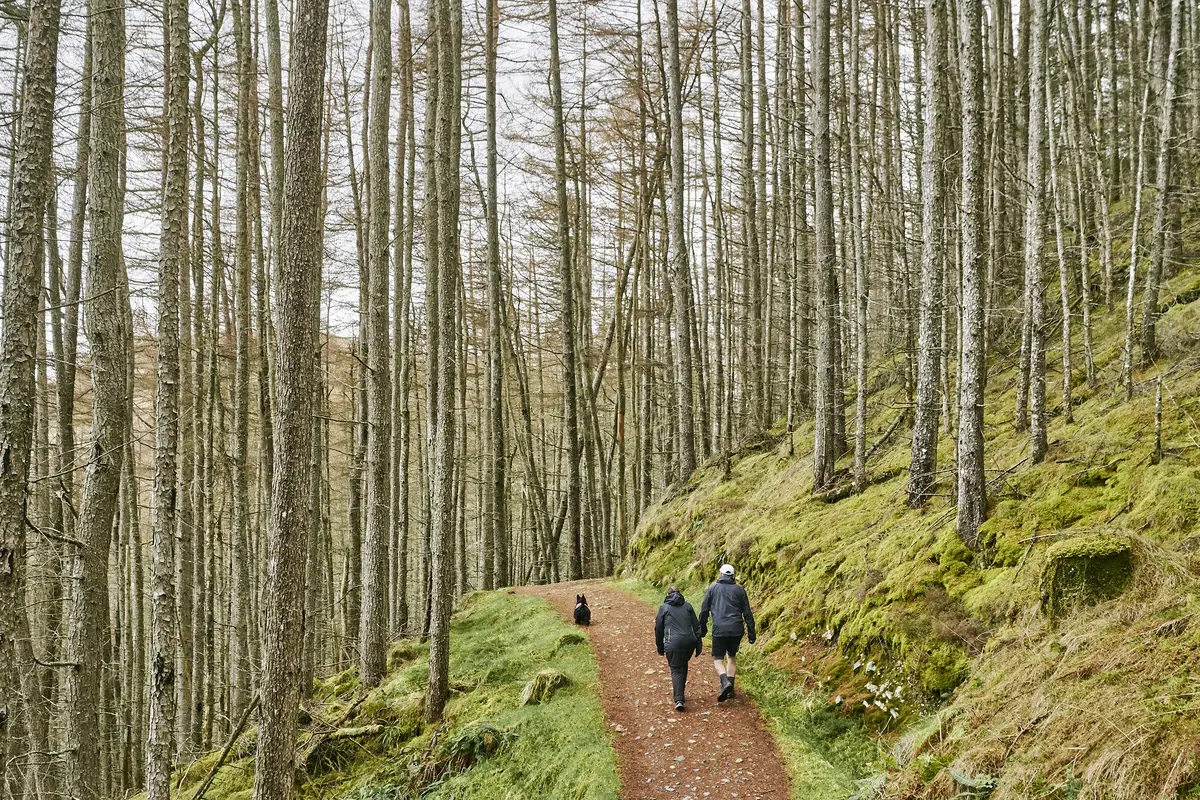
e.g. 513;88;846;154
519;670;571;706
1039;536;1134;618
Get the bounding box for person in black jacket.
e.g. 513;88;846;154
699;564;756;702
655;586;703;711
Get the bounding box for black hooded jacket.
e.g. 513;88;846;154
655;590;703;656
699;575;756;640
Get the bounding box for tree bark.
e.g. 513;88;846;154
0;0;59;783
1023;0;1049;463
251;0;328;789
908;0;947;506
811;0;839;491
64;0;128;792
360;0;393;689
147;0;189;789
957;0;988;547
424;0;463;723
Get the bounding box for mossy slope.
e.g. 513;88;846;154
625;253;1200;798
174;592;619;800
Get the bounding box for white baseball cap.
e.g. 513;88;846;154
719;564;735;576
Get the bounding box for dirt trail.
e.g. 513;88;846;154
525;581;791;800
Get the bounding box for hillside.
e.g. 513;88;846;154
624;248;1200;797
175;592;619;800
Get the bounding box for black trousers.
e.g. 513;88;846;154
665;645;695;704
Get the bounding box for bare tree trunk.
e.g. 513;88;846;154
424;0;462;724
548;0;582;580
64;0;128;791
360;0;393;690
147;0;189;789
251;0;328;789
957;0;987;547
811;0;839;491
1139;0;1183;366
664;0;697;482
908;0;947;505
0;0;59;783
1023;0;1049;463
484;0;507;589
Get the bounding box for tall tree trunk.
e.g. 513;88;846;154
148;0;189;789
484;0;507;589
664;0;697;482
228;0;255;723
0;0;59;783
957;0;987;547
251;0;328;789
64;0;128;791
811;0;839;491
424;0;463;724
360;0;393;690
548;0;582;580
1024;0;1049;463
1138;0;1183;365
908;0;947;506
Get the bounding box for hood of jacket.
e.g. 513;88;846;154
664;589;686;606
718;574;736;585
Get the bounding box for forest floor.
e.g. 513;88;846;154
526;580;792;800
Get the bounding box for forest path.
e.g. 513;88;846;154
522;581;791;800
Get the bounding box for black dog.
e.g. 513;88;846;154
574;594;591;626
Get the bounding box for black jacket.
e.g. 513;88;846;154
655;590;703;656
699;575;756;641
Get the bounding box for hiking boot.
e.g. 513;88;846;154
718;675;733;702
675;700;685;712
727;676;736;699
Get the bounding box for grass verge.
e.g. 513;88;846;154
175;591;619;800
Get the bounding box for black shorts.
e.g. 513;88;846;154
711;634;742;659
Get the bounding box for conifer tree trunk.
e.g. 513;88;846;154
811;0;839;491
393;0;417;623
1138;0;1183;365
665;0;697;482
908;0;947;506
1024;0;1049;463
957;0;988;547
548;0;582;580
251;0;328;788
0;0;59;781
148;0;189;789
360;0;393;689
64;0;129;791
424;0;463;723
485;0;507;589
228;0;255;722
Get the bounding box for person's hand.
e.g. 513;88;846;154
657;647;665;657
748;634;756;645
694;643;702;657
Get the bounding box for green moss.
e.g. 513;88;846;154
190;592;618;800
1040;536;1134;618
1129;467;1200;539
918;643;970;695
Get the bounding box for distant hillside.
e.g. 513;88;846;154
624;230;1200;798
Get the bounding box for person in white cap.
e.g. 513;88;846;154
698;563;756;701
